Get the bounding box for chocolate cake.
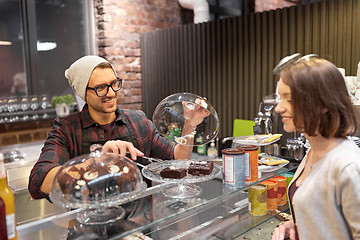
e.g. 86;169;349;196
57;159;140;200
188;161;214;176
160;166;187;179
83;164;117;198
57;165;85;198
113;161;139;193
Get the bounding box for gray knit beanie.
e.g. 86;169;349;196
64;55;116;101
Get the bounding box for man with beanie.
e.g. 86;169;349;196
28;55;204;201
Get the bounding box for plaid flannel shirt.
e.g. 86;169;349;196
28;104;174;200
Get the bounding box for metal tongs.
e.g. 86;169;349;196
134;156;163;170
142;156;163;163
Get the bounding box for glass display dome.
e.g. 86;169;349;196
152;92;219;146
50;144;147;225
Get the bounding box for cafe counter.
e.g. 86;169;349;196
15;161;297;240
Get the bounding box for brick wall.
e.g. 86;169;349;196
94;0;183;110
0;119;53;146
255;0;300;12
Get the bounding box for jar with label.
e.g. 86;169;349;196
222;148;246;188
261;179;278;211
271;175;287;205
248;184;267;216
237;145;259;183
280;172;294;201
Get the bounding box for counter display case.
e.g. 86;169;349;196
16;162;297;240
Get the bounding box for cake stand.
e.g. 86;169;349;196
142;160;221;199
50;182;146;225
50;145;147;225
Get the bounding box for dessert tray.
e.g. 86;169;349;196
258;154;289;172
142;160;221;198
233;134;282;146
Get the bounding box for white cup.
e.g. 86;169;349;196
338;68;346;77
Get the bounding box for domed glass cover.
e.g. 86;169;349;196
152;92;219;146
50;144;147;211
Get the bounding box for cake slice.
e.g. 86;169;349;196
160;166;187;179
188;161;214;176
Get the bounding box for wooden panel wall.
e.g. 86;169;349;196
141;0;360;138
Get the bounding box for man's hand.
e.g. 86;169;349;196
40;166;62;195
183;99;211;128
102;140;144;161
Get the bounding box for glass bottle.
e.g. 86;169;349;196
207;140;217;158
196;134;207;155
0;197;7;240
0;153;17;240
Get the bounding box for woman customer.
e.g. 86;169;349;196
271;57;360;240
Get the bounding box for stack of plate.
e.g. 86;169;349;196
347;136;360;147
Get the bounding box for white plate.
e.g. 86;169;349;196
258;154;289;172
233;134;282;146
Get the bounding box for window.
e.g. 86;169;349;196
207;0;254;20
0;0;96;98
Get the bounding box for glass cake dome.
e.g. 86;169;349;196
152;92;219;146
50;144;147;225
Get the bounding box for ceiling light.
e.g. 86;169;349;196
0;41;12;45
37;41;57;51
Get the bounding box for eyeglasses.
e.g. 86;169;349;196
87;78;122;97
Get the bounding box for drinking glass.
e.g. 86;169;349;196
20;96;30;120
39;95;51;118
0;98;7;123
30;95;39;119
7;97;20;122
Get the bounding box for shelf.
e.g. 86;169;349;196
0;106;77;124
16;164;298;239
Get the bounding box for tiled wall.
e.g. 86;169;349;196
0;119;52;146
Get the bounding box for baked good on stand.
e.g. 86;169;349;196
188;161;214;176
56;156;143;201
157;161;214;179
160;167;187;179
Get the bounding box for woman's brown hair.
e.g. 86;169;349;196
280;58;357;138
